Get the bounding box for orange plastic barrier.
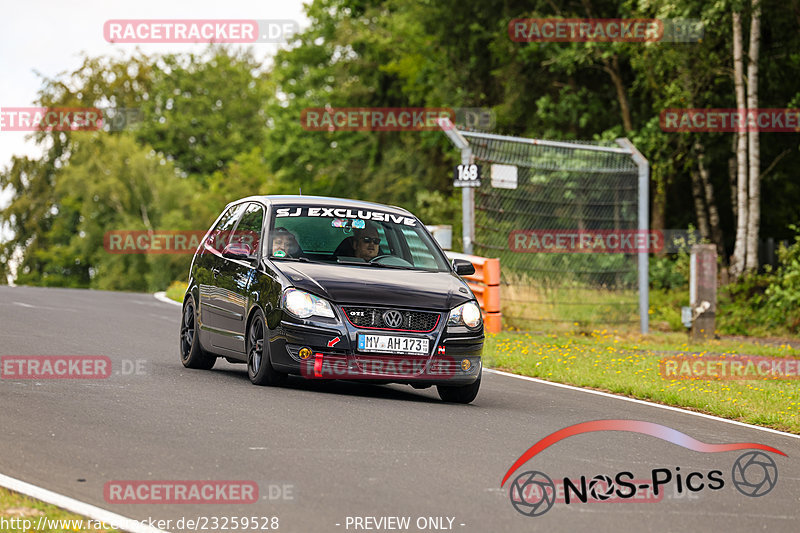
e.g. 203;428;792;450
446;252;502;333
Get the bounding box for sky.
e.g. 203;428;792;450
0;0;310;211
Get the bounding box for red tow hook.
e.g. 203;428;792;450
314;353;324;377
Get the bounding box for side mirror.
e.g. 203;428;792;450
222;242;253;261
452;259;475;276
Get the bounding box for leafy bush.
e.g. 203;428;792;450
717;272;779;336
716;227;800;336
765;226;800;331
648;226;701;291
649;255;688;290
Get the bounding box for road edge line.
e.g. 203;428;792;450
0;473;169;533
484;368;800;441
154;292;181;307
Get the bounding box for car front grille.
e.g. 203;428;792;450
342;307;440;332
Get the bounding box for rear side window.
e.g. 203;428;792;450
231;203;264;256
207;203;247;253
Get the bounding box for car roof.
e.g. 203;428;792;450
228;195;413;216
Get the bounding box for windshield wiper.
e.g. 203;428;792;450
270;256;312;263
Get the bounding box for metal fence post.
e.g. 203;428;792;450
438;117;475;254
461;147;474;254
617;138;650;334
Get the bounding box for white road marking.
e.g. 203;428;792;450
0;473;169;533
11;301;76;312
154;291;182;307
485;368;800;441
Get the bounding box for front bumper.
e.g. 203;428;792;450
269;310;483;385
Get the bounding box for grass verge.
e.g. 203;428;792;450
0;487;120;532
483;330;800;434
165;280;188;303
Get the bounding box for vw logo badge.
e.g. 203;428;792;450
383;310;403;328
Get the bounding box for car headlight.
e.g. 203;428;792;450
282;288;335;319
448;301;482;329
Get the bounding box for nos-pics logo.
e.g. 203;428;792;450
502;420;784;517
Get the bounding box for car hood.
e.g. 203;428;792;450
273;261;473;310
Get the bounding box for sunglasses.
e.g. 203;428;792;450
359;237;381;245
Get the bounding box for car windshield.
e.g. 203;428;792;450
266;205;450;272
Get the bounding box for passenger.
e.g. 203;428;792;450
271;227;301;257
352;223;381;261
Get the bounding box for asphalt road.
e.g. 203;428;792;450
1;285;798;533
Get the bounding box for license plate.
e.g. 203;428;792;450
357;335;429;355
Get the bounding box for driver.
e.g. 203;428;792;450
352;223;381;261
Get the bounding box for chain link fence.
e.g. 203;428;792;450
446;128;648;332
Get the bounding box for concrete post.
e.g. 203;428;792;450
690;244;717;340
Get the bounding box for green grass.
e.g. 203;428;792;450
484;329;800;434
165;280;188;303
0;487;120;532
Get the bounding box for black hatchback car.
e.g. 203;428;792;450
180;195;484;403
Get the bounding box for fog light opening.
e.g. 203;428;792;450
461;358;472;372
299;347;312;360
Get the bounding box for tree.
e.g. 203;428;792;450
744;0;761;272
51;133;194;291
135;47;272;179
730;0;763;278
730;8;748;276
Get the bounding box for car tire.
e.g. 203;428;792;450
436;372;481;404
180;298;216;370
247;309;287;386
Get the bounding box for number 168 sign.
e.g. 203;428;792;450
454;163;481;187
